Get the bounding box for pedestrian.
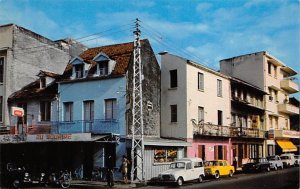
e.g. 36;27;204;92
233;156;237;171
106;155;114;188
120;155;130;184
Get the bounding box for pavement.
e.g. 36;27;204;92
71;180;147;189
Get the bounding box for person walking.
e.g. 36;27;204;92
121;155;130;184
106;155;114;188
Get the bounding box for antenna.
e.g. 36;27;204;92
130;18;145;183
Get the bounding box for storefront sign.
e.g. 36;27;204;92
26;133;91;142
11;107;24;117
282;130;300;138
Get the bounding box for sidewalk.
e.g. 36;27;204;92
71;180;147;189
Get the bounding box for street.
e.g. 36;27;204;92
2;167;298;189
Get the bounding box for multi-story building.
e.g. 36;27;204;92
229;77;267;168
220;51;299;156
0;24;85;131
160;53;234;163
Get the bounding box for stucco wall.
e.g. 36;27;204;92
186;63;231;139
160;54;187;139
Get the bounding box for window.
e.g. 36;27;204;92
198;106;204;123
99;62;108;76
40;101;51;121
198;145;205;160
75;64;84;78
275;117;278;129
84;100;94;121
0;57;3;83
170;69;177;88
170;105;177;122
64;102;73;121
218;110;223;125
105;99;117;120
198;72;204;90
40;77;46;88
269;116;273;128
154;148;178;163
217;79;222;97
268;62;271;75
273;65;277;78
194;161;203;168
186;162;192;169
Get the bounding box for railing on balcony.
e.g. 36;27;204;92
192;121;263;138
52;119;120;134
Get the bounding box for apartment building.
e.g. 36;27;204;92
220;51;299;155
160;53;233;163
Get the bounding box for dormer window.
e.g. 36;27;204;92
75;64;84;78
40;77;46;88
99;61;108;76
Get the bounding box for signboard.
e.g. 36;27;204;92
26;133;92;142
11;107;24;117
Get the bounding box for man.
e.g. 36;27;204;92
107;155;114;187
121;155;130;184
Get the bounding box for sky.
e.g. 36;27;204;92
0;0;299;74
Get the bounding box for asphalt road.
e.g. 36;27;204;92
147;167;299;189
1;167;299;189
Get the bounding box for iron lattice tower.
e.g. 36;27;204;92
130;18;145;182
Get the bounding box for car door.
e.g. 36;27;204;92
185;162;194;181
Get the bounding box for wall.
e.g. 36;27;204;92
186;62;231;139
160;54;187;139
59;77;127;136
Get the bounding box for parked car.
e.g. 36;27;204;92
242;158;271;173
294;155;300;166
266;155;283;170
280;153;296;167
204;160;235;179
158;157;205;186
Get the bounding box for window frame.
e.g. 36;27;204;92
170;104;177;123
105;98;117;120
84;100;94;121
198;72;204;91
169;69;178;88
64;102;73;122
0;57;4;83
40;101;51;121
217;79;222;97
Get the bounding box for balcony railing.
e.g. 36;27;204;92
52;119;120;134
278;103;299;115
193;122;264;138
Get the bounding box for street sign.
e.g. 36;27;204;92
11;107;24;117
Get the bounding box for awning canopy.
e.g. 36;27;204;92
144;137;191;147
276;140;297;152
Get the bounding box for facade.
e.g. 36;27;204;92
220;51;299;156
229;77;267;168
0;24;86;130
160;53;233;163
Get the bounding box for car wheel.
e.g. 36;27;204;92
177;177;183;186
267;166;270;172
12;179;21;189
229;170;233;177
274;165;278;171
215;171;220;179
198;175;203;183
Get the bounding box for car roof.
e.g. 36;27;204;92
177;158;203;162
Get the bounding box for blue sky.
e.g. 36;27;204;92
0;0;299;73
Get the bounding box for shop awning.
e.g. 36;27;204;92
276;140;297;152
144;137;191;147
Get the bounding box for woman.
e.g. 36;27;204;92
121;155;130;184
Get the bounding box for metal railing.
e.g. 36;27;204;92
192;121;264;138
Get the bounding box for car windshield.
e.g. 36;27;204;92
170;162;185;169
267;156;276;161
205;161;219;166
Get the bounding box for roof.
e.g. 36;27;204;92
61;39;148;82
37;70;60;78
8;79;57;102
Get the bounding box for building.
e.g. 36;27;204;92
220;51;299;156
229;77;267;168
160;53;234;163
0;24;86;131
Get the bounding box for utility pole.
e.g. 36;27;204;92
130;18;145;183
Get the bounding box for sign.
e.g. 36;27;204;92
11;107;24;117
26;133;92;142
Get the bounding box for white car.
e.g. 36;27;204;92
267;155;283;170
280;153;296;167
158;157;205;186
294;155;300;166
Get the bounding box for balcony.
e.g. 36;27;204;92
280;79;299;94
193;123;265;138
278;103;299;115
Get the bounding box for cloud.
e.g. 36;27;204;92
196;3;213;13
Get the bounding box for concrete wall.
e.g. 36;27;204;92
127;40;161;137
160;54;187;139
186;63;231;139
59;77;127;136
0;24;70;126
220;52;265;90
